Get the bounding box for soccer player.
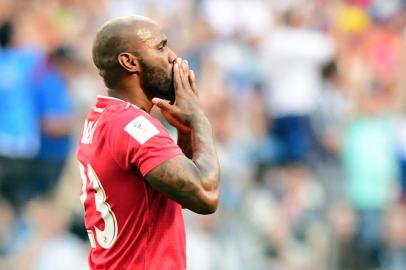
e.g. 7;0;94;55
77;16;220;269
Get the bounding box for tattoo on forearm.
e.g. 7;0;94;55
190;113;220;188
177;132;193;159
146;112;220;212
146;157;197;200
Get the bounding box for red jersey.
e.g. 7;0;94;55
77;96;186;270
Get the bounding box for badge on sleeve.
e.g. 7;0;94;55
124;116;160;144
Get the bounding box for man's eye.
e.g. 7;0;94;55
158;41;167;51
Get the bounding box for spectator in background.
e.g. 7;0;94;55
258;7;335;268
314;60;351;159
342;88;400;269
0;18;43;212
312;59;353;203
260;4;335;165
33;46;77;198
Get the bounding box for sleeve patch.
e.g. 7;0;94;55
124;116;160;144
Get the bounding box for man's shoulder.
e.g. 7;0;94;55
100;104;168;143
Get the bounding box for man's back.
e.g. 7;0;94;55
77;96;185;269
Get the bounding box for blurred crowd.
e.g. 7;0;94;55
0;0;406;269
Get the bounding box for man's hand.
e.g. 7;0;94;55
146;57;220;214
152;58;203;134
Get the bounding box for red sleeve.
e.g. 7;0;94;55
108;108;183;176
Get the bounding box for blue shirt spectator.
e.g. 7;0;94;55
36;66;72;162
0;48;42;158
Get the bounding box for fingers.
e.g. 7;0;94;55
152;98;173;111
188;69;197;95
182;59;189;78
173;57;196;94
173;59;182;94
179;59;189;89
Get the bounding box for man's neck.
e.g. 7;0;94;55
107;88;152;113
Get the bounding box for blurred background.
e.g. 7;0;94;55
0;0;406;269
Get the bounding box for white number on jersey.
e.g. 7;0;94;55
79;162;118;249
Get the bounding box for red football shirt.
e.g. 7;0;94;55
77;96;186;270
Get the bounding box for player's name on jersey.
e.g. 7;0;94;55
81;120;98;144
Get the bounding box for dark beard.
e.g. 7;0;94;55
139;59;175;102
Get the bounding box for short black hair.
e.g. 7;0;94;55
93;16;156;89
0;21;12;48
92;21;140;89
322;59;338;79
93;30;126;88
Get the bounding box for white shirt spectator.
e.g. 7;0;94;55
261;26;334;117
201;0;273;38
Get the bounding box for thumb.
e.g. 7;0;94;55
152;98;172;111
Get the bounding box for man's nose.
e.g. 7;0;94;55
168;48;177;63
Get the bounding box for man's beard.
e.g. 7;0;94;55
139;59;175;102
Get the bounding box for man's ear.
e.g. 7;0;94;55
117;53;139;73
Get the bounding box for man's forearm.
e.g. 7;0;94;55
190;113;220;190
146;114;220;213
177;131;193;159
